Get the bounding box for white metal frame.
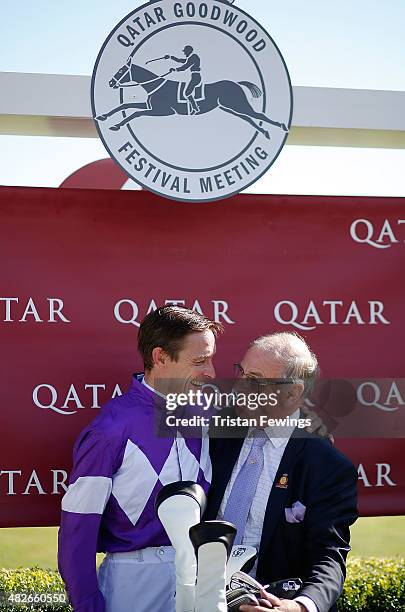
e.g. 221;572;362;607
1;72;405;148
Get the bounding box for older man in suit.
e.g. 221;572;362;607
206;332;358;612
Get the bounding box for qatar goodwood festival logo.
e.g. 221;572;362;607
91;0;293;201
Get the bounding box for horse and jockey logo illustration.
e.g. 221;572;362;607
165;45;202;114
92;0;293;201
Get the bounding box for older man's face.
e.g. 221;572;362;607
241;346;285;380
235;346;303;421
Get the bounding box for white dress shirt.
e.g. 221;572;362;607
217;409;317;612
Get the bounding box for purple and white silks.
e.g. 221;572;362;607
58;376;211;612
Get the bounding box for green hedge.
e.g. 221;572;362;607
337;557;405;612
0;568;70;611
0;557;404;611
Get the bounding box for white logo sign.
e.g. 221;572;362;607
273;300;390;330
113;297;235;326
92;0;292;201
33;383;124;415
357;463;396;488
0;297;70;323
0;469;68;495
357;381;405;412
350;218;405;249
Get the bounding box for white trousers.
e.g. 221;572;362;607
98;546;176;612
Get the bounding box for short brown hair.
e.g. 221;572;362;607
138;306;223;371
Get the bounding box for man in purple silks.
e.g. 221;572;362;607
58;306;220;612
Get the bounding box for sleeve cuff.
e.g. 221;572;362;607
294;595;318;612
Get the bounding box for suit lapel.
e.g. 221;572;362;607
258;435;307;562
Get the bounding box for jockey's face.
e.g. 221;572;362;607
150;329;217;395
183;47;191;57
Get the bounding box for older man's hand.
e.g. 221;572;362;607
239;589;306;611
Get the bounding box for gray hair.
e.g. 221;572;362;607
251;332;319;396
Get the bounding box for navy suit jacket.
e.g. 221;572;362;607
205;429;358;612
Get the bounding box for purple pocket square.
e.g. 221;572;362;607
285;501;306;523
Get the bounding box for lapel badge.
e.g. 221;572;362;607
276;473;289;489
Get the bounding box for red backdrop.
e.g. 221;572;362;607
0;186;404;526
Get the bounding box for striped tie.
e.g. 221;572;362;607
222;430;267;545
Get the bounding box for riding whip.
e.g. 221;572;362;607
146;56;167;64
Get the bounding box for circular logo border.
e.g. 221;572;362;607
91;0;294;202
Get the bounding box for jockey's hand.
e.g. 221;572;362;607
169;67;176;73
164;54;170;59
302;404;334;442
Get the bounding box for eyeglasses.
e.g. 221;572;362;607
233;363;297;388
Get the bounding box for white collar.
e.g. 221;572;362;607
141;376;167;399
248;408;301;448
